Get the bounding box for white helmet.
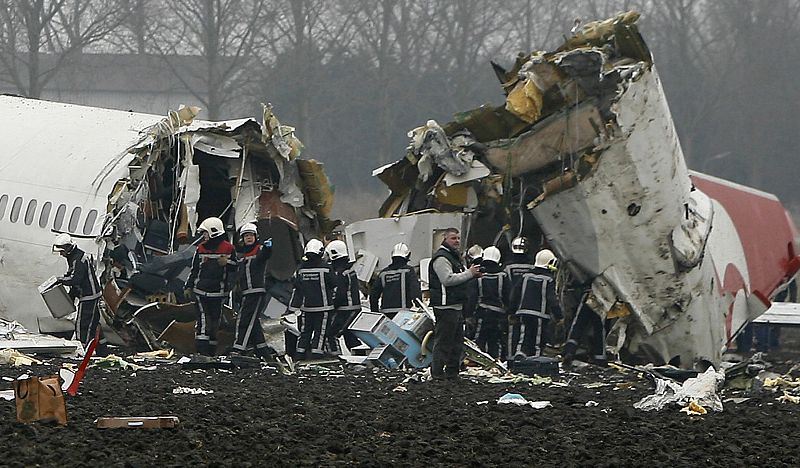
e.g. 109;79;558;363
52;233;75;253
325;240;348;261
198;217;225;238
391;242;411;259
511;237;528;254
483;246;501;264
467;244;483;260
304;238;325;256
239;222;258;236
534;249;556;268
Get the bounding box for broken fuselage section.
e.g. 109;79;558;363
350;12;800;368
99;104;337;351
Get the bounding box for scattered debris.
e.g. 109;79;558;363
777;392;800;404
134;349;175;360
90;354;153;371
392;385;408;393
497;393;551;409
0;349;43;367
0;390;15;401
679;401;708;416
172;387;213;395
96;416;180;429
13;375;67;425
634;367;725;412
585;400;599;407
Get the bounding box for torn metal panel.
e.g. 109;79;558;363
485;102;604;177
295;159;335;221
344;213;467;274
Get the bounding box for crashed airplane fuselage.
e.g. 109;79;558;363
0;96;335;349
348;12;800;368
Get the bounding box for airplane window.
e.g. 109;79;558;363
68;207;82;233
0;194;7;220
83;209;98;235
39;202;52;228
10;197;22;223
24;199;37;225
53;204;67;230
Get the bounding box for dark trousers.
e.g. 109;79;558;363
76;298;106;347
564;302;606;361
297;310;330;357
511;315;548;358
195;296;223;356
432;308;464;378
474;309;503;358
234;293;268;353
328;310;360;352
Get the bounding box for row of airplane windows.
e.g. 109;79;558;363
0;194;98;236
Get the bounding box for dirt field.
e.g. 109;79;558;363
1;355;799;467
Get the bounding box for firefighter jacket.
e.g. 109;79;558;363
429;244;473;309
59;247;101;302
503;253;536;285
509;266;562;320
331;258;362;312
288;254;335;313
235;241;272;295
185;237;237;297
369;257;421;314
465;262;509;317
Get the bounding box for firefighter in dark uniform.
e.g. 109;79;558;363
369;243;421;319
325;240;362;353
232;222;275;358
53;233;107;353
288;239;335;360
509;248;562;358
185;217;237;356
429;228;481;380
464;246;509;358
503;237;536;360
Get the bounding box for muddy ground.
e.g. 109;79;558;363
1;353;799;467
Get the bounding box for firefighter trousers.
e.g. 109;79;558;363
510;315;548;358
234;293;269;354
195;296;223;356
76;298;106;348
564;302;606;362
473;309;503;359
297;310;330;358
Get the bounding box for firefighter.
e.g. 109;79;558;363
185;217;237;356
288;239;335;360
429;228;482;380
562;290;607;367
53;233;107;353
503;237;536;283
509;248;562;359
503;236;536;360
466;244;484;267
369;243;421;319
464;246;509;358
325;240;362;352
231;222;275;359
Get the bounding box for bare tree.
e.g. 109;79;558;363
0;0;127;97
149;0;268;119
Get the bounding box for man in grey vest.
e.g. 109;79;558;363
428;228;482;379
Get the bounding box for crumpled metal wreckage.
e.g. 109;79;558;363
345;11;800;369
